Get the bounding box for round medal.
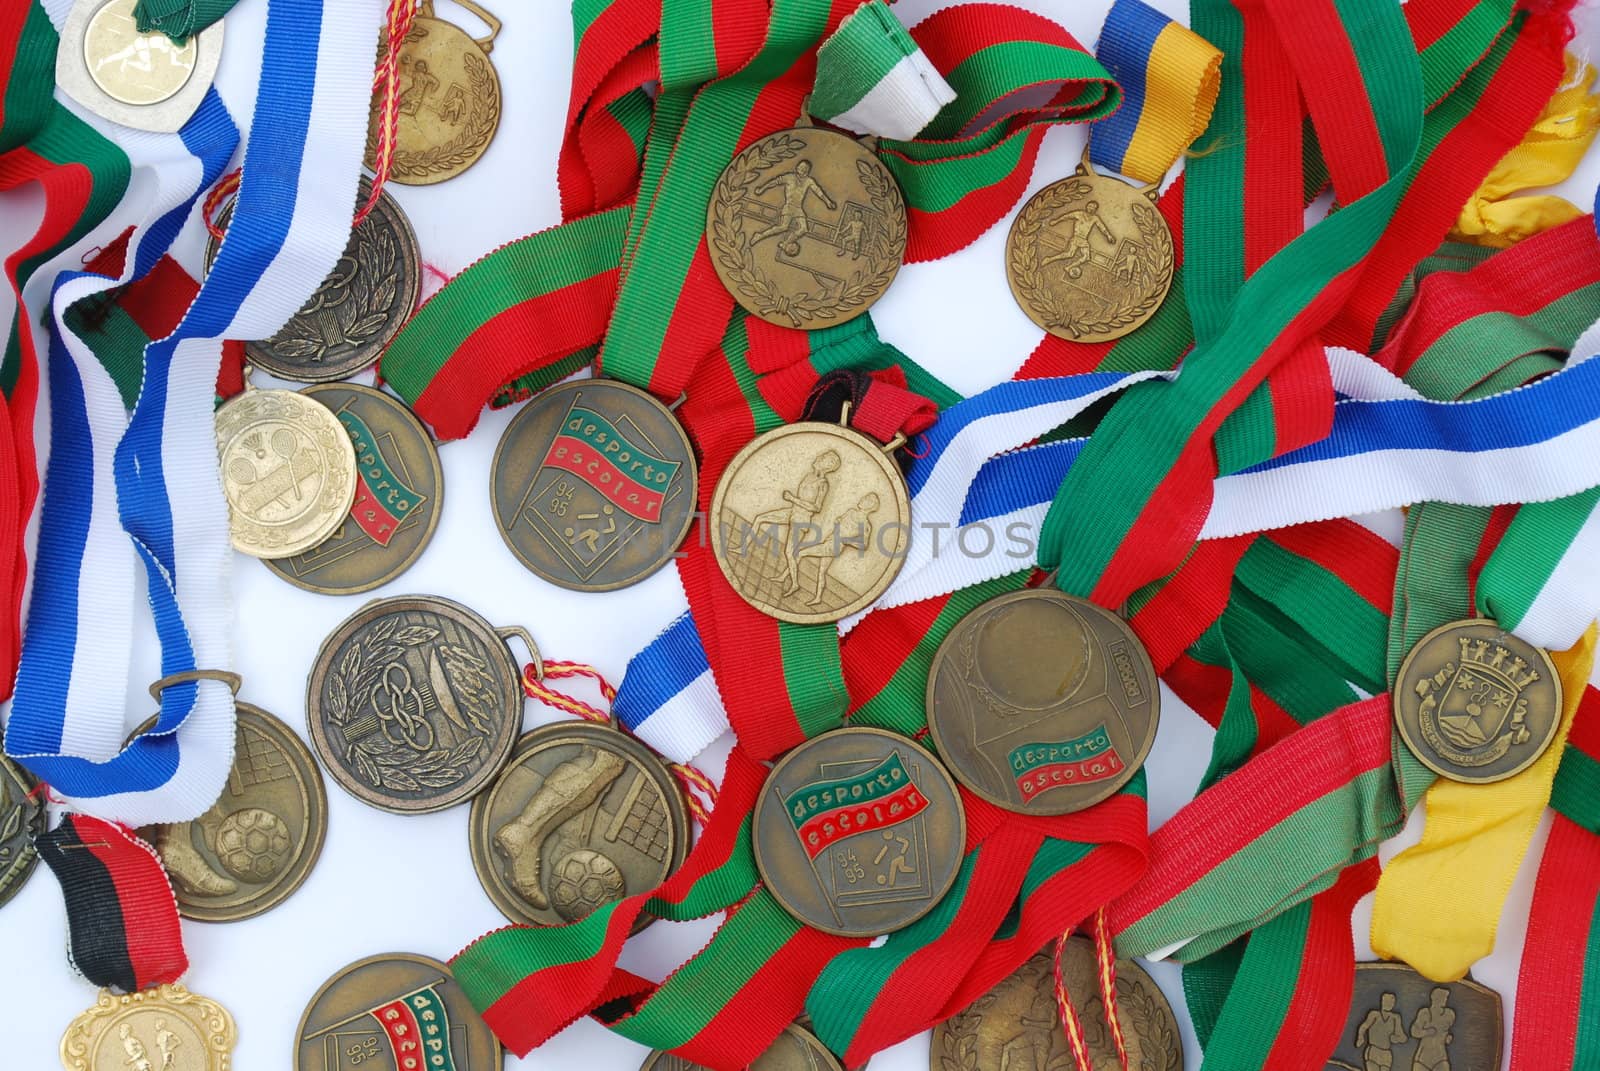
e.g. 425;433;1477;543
1329;963;1501;1071
641;1025;845;1071
370;0;503;184
710;418;910;624
62;984;235;1071
0;755;44;911
143;704;327;923
57;0;223;133
215;386;358;559
753;727;964;938
707;126;906;328
265;384;443;595
306;595;530;814
1006;162;1175;343
294;953;502;1071
491;380;697;591
205;180;422;383
469;721;690;928
930;941;1182;1071
926;589;1159;814
1393;617;1562;783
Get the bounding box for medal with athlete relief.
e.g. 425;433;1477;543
643;1025;845;1071
1326;964;1500;1071
265;384;444;596
307;595;538;814
469;720;689;928
371;0;503;184
492;379;697;592
295;953;501;1071
927;589;1159;814
56;0;223;133
214;378;358;559
708;122;906;328
62;985;236;1071
1393;618;1562;783
931;942;1182;1071
711;406;910;624
753;728;964;938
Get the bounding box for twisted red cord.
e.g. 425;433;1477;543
1052;911;1131;1071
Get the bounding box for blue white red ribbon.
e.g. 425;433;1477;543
5;0;382;826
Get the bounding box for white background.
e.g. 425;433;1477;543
4;0;1600;1068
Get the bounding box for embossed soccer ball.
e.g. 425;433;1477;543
547;849;625;921
215;807;292;882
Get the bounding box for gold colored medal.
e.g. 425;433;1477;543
214;380;357;559
61;985;236;1071
1006;156;1175;343
370;0;503;185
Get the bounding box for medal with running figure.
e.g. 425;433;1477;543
927;589;1160;815
0;755;45;911
930;942;1182;1071
306;595;539;814
492;380;697;592
61;984;235;1071
1006;156;1175;343
753;728;965;938
708;124;907;328
57;0;223;133
214;379;357;559
1393;618;1563;783
295;953;502;1071
642;1025;846;1071
369;0;503;184
1325;964;1501;1071
711;405;911;624
469;720;690;928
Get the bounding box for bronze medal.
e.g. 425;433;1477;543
370;0;502;185
56;0;223;134
0;755;44;911
931;941;1181;1071
1393;617;1562;783
215;384;358;559
491;380;697;592
143;703;327;923
265;384;443;596
1326;963;1501;1071
294;952;502;1071
306;595;533;814
753;727;964;938
205;180;421;383
469;720;689;927
710;415;910;624
62;985;236;1071
926;589;1159;815
642;1025;845;1071
708;125;906;328
1006;161;1175;343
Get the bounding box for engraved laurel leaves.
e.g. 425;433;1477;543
326;616;487;793
269;221;401;362
374;49;499;180
1010;178;1173;340
710;133;905;327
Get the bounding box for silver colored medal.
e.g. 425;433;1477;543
56;0;223;133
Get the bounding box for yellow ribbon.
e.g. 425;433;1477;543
1450;54;1600;248
1371;624;1597;981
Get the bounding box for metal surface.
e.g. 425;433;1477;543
56;0;222;133
0;756;44;912
491;380;697;592
265;384;443;595
145;704;328;923
1325;963;1501;1071
708;126;905;328
642;1025;847;1071
927;589;1159;814
215;387;358;559
61;985;236;1071
1393;617;1562;783
306;595;524;814
469;721;690;928
710;419;910;624
1006;162;1175;343
753;727;964;938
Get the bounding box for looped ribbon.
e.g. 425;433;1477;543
131;0;237;42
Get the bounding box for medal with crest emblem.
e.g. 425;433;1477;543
1006;156;1175;343
1394;618;1562;783
708;124;906;328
